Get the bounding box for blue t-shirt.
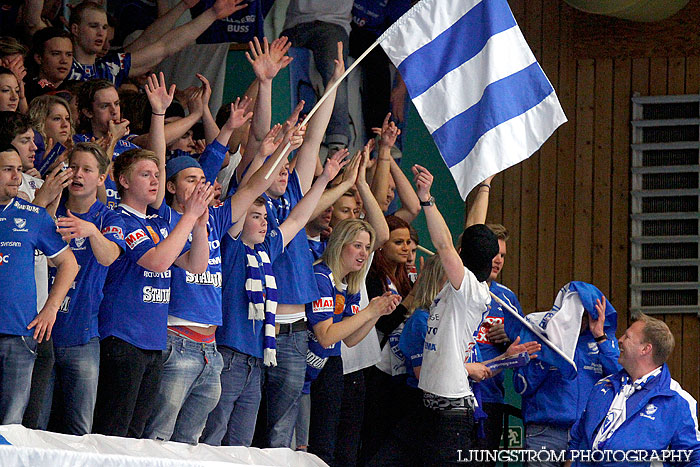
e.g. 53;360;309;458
476;281;523;403
307;236;327;261
398;307;429;389
74;134;140;209
304;262;360;391
217;227;284;358
351;0;412;36
189;0;272;44
0;198;68;336
162;199;234;325
99;203;187;350
264;170;319;304
67;51;132;87
50;200;125;347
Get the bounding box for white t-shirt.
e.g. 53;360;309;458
418;266;490;399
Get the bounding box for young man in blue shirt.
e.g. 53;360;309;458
92;73;213;438
0;146;78;425
49;142;125;435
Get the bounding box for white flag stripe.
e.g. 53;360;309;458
450;92;567;198
379;0;482;67
413;27;536;134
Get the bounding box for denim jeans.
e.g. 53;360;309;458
144;334;223;444
0;335;37;424
264;329;308;447
22;338;53;430
200;346;263;447
420;405;477;467
282;21;350;147
295;392;310;448
52;337;100;435
525;423;569;467
92;336;163;438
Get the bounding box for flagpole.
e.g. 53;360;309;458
489;291;578;370
265;37;385;179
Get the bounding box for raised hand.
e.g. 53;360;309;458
340;150;362;186
196;73;212;108
269;36;293;71
56;209;99;242
2;55;27;82
223;97;254;131
187;88;204;117
357;142;372;185
321;147;350;181
258;123;283;157
283;100;305;133
411;164;434;202
33;164;73;207
331;41;346;82
145;72;176;115
246;36;290;82
372;113;401;148
590;296;607;339
212;0;247;19
289;125;306;151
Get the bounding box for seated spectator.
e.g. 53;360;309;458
28;94;73;175
0;66;21;112
569;314;700;466
0;36;28;113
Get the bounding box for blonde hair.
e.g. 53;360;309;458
67;142;110;175
113;148;160;197
28;95;73;143
631;313;675;366
487;223;509;241
410;255;445;313
320;219;376;295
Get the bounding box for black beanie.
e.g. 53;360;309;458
459;224;499;282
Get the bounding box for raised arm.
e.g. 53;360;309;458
308;148;354;220
196;73;220;144
389;157;420;223
125;0;194;51
413;164;464;289
174;184;215;274
370;113;396;211
294;41;345;193
144;72;175;210
278;149;348;246
356;145;390;250
129;0;248;77
465;174;495;228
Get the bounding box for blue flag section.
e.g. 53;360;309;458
379;0;567;199
190;0;273;44
511;281;617;380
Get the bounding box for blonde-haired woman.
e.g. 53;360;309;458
305;218;400;465
28;94;72;175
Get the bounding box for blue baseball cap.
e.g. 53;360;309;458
166;155;202;181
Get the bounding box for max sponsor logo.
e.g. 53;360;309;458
101;225;124;240
125;229;149;250
312;297;334;314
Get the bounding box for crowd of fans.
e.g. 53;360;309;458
1;1;699;467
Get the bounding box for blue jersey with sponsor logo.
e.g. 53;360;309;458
217;227;284;358
0;198;68;336
74;134;140;209
476;281;523;403
263;170;319;304
99;203;187;350
398;307;429;389
304;262;360;392
67;51;132;87
50;200;125;347
161;199;234;325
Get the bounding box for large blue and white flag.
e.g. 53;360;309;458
379;0;567;198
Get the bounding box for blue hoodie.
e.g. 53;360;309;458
569;364;700;466
513;282;622;427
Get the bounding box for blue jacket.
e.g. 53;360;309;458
514;283;621;427
569;364;700;466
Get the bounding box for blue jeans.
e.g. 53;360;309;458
52;337;100;435
200;346;262;446
0;335;37;424
264;329;308;447
295;392;310;448
525;423;569;467
283;21;350;147
144;335;223;444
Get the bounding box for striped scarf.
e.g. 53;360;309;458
244;244;278;367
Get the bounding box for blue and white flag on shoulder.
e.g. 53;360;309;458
379;0;567;199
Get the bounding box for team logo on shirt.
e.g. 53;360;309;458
101;225;124;239
74;237;86;249
159;228;168;239
334;294;345;315
0;253;9;264
146;226;160;244
13;218;27;232
125;229;149;249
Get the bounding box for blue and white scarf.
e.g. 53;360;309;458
244;245;278;367
266;195;290;222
